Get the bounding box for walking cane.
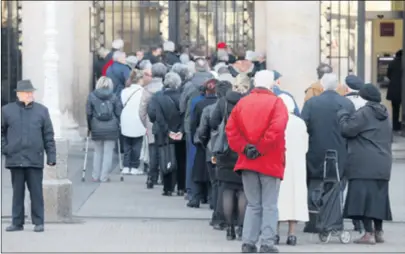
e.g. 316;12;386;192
117;138;124;182
81;131;90;182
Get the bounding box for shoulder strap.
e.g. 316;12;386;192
223;101;229;124
123;88;141;108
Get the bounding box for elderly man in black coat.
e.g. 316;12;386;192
1;80;56;233
301;73;355;233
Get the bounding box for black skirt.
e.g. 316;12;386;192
343;179;392;221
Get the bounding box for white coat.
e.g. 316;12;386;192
278;94;309;222
120;84;146;138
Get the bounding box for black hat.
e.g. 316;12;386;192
15;79;36;92
345;75;364;91
359;83;381;103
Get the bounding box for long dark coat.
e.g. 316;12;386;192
190;95;217;183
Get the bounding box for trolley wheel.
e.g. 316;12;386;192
120;176;124;181
339;231;351;244
319;232;331;243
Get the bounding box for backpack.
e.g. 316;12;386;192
94;97;114;121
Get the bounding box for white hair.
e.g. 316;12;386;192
254;70;275;90
279;94;295;114
163;41;175;52
112;39;124;50
245;50;258;61
97;47;110;58
180;53;190;64
95;76;113;90
113;51;126;61
217;49;229;62
320;73;339;91
126;56;138;69
186;61;196;75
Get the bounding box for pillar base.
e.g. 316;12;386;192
43;178;73;223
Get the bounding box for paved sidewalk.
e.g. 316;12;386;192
2;219;404;252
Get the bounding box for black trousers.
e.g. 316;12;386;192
147;143;159;183
122;136;143;168
163;141;187;192
10;168;44;226
361;217;383;233
392;102;402;131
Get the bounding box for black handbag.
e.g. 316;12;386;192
158;138;177;175
212;103;229;155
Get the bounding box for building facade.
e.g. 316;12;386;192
1;1;404;140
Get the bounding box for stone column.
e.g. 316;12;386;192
42;1;73;223
265;1;320;108
254;1;267;54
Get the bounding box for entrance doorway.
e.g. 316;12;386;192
364;10;404;131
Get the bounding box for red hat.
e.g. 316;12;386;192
217;42;227;49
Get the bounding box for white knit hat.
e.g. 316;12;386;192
254;70;275;90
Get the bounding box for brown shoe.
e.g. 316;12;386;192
354;233;376;245
375;231;385;243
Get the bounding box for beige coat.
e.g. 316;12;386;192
139;78;163;144
304;80;347;102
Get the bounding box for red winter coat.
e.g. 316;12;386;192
225;88;289;179
102;59;114;76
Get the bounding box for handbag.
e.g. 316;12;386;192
158;137;177;175
212;102;229;155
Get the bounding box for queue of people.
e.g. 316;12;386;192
88;39;394;252
1;37;394;254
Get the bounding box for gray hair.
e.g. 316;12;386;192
217;66;230;75
112;39;124;50
151;63;168;79
171;63;190;81
128;69;144;86
217;49;229;62
126;55;138;69
95;76;113;90
163;40;175;52
113;51;126;61
97;47;110;58
139;59;152;70
180;53;190;64
195;58;209;72
317;63;333;79
320;72;339;91
164;72;182;89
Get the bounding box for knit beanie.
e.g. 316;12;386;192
216;80;232;98
359;83;381;103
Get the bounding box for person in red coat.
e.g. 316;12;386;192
225;70;288;253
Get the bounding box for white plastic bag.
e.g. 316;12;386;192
139;135;149;165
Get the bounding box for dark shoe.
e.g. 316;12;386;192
236;226;243;240
241;243;257;253
5;225;23;232
259;245;279;253
375;231;385;243
186;200;200;208
201;197;208;204
213;223;226;231
226;226;236;241
354;233;376;245
162;191;172;196
33;225;44;232
274;235;280;245
177;190;185;196
209;204;214;210
146;182;154;189
286;235;297;246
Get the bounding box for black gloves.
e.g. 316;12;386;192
243;144;261;160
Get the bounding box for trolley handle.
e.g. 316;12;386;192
323;149;340;182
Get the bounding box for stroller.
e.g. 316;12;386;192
314;150;351;244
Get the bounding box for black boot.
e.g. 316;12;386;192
259;245;279;253
162;191;172;196
274;235;280;245
286;235;297;246
146;178;154;189
186;199;200;208
226;226;236;240
5;225;23;232
241;243;257;253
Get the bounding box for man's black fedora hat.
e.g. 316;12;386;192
15;79;36;92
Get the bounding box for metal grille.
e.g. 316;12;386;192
1;0;22;106
320;1;358;82
90;0;254;57
179;0;254;56
90;0;169;54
